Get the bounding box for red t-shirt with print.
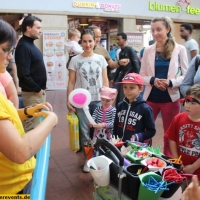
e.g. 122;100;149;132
165;112;200;178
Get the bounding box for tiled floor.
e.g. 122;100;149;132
45;90;181;200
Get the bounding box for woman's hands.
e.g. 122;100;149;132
67;102;76;113
154;78;170;91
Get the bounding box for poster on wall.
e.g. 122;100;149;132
74;20;79;29
126;32;144;51
43;30;66;90
68;21;75;29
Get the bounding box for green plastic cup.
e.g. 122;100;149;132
138;172;165;200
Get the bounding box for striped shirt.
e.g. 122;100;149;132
92;105;116;139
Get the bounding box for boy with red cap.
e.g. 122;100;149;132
113;73;156;142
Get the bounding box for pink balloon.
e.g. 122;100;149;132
72;93;87;105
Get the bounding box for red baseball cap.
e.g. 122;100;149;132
117;73;144;85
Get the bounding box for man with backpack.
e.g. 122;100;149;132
180;55;200;96
113;32;141;105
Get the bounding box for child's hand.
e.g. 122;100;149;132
89;122;93;128
93;123;105;130
181;175;200;200
130;135;135;142
183;164;196;174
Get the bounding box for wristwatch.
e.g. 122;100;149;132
24;107;33;118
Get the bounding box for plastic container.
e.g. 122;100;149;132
156;167;184;198
126;149;149;164
126;164;148;176
88;156;110;186
123;164;148;200
141;157;167;171
138;172;165;200
161;180;182;198
161;155;182;170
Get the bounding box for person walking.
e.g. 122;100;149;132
140;16;188;157
15;15;47;132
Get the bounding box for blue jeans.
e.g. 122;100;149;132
76;101;101;148
18;95;24;108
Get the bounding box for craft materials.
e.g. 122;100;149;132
162;168;184;183
168;155;182;164
131;150;149;159
142;176;169;194
146;146;162;155
146;158;165;167
137;168;143;175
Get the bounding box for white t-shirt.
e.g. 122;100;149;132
68;53;107;101
184;39;199;64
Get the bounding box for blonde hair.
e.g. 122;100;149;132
186;84;200;99
68;28;80;39
151;16;175;59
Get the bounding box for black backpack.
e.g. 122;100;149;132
195;55;200;72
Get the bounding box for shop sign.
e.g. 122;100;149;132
72;1;121;12
149;0;200;15
126;32;144;51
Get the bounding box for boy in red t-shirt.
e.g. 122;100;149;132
165;84;200;180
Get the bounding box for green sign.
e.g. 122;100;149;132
149;1;200;15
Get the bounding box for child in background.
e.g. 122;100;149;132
113;73;156;142
165;84;200;183
65;28;83;67
90;86;117;143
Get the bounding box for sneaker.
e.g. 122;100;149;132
83;161;90;173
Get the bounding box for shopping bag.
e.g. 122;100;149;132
66;113;80;152
83;139;94;160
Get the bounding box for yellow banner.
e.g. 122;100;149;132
0;195;30;199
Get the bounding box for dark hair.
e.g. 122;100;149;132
88;25;99;31
117;32;127;40
181;23;193;34
186;84;200;99
0;18;16;49
151;16;175;59
81;29;95;41
21;16;42;34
